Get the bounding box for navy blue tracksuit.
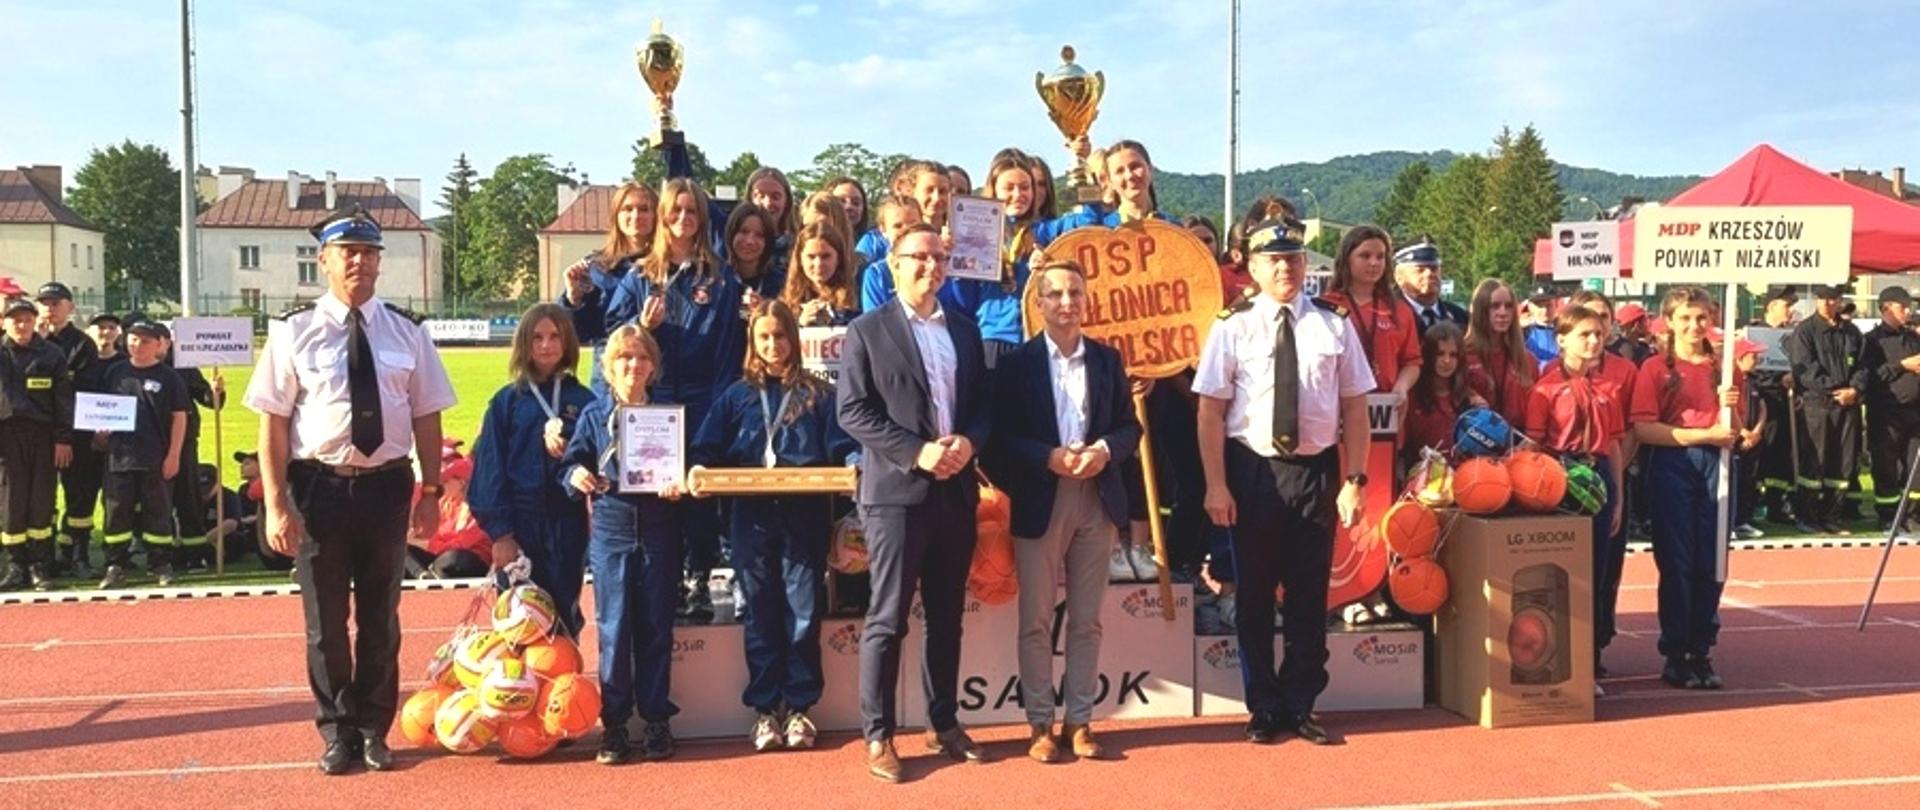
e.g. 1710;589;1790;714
469;374;596;637
691;377;854;713
561;395;684;725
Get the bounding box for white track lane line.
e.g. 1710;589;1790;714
0;626;461;651
1607;783;1662;807
1602;680;1920;702
0;761;314;785
0;681;430;708
1315;773;1920;810
1719;596;1817;626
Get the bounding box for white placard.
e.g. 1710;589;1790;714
169;317;255;368
1365;392;1405;437
1631;205;1852;284
424;319;491;344
1550;220;1621;281
946;195;1006;282
75;393;137;432
1745;326;1792;373
615;405;685;494
799;326;847;386
900;584;1197;726
1193;625;1426;715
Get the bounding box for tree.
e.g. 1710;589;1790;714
66;140;192;302
438;153;478;302
1409;152;1490;278
466;154;574;300
1374;161;1432;243
713;151;763;193
1482;124;1562;256
630;139;715;190
791;143;907;198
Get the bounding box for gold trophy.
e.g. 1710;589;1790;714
636;18;685;149
1035;45;1105;203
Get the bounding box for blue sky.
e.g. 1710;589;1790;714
5;0;1919;217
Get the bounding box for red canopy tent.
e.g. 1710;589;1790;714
1535;144;1920;276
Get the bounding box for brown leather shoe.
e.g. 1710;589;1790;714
925;725;989;763
1026;724;1061;764
866;738;902;783
1063;723;1104;759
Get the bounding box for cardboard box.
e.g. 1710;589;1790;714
900;584;1197;726
1434;512;1594;728
1194;624;1426;716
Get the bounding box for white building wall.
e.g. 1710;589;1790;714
198;227;442;311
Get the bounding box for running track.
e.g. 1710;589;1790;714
2;546;1917;809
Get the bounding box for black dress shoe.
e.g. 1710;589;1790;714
319;742;356;775
362;739;393;771
1245;713;1279;744
1292;718;1341;746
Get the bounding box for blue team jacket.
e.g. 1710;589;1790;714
609;263;743;423
468;375;596;542
561;253;642;347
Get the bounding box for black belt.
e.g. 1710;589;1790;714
292;457;413;479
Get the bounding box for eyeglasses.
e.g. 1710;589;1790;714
899;251;948;265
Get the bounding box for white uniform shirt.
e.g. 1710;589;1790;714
1047;332;1089;445
243;293;458;466
902;298;958;436
1191;290;1374;457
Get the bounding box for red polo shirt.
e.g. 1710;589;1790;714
1464;347;1528;426
1320;289;1421;393
1525;361;1627;456
1630;353;1741;429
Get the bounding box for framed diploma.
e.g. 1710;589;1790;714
616;404;686;494
946;195;1006;282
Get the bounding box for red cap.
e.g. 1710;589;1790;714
1615;302;1647;325
1734;338;1766;357
441;457;473;482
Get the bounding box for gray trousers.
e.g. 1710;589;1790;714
1014;478;1116;726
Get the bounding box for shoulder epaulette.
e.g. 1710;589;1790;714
383;302;427;325
273;302;316;321
1216;295;1256;320
1311;296;1347;317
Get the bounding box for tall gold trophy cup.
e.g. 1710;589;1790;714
1035;45;1105;204
637;19;685;149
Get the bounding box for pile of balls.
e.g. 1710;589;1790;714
397;581;602;760
968;479;1017;605
1448;408;1606;519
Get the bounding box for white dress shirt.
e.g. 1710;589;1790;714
1191;290;1374;457
1047;332;1089;446
244;293;458;466
902;298;958;436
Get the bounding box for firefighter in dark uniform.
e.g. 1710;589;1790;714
34;282;100;577
1747;286;1797;524
1785;284;1868;535
243;208;457;774
1193;218;1375;746
165;345;221;568
1858;286;1920;531
1;297;75;590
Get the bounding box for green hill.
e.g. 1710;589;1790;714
1152;151;1700;225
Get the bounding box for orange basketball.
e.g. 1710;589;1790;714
497;714;562;760
978;482;1011;527
1388;557;1450;615
540;673;602;739
1506;450;1568;513
1381;501;1440;558
399;685;455;748
521;636;583;680
968;517;1017;605
1452;457;1512;515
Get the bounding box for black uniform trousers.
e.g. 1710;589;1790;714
101;469;174;567
1;419;57;562
290;461;413;746
1867;403;1920;523
1753;386;1795;515
857;477;977;742
167;431;208;550
1226;440;1338;723
59;440;106;554
1796;401;1862;524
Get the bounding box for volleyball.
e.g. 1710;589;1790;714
1452;457;1512;515
1506;450;1569;513
1562;460;1607;515
399;685;455;748
432;688;497;754
1388;557;1450;615
497;714;562;760
1381;501;1441;559
1454;408;1513;457
492;584;559;646
829;514;869;575
478;658;541;720
425;637;461;688
453;630;515;689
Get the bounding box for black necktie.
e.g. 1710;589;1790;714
1272;306;1299;457
347;309;384;457
1421;306;1438;332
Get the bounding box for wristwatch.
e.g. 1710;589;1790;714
419;483;444;497
1344;473;1368;487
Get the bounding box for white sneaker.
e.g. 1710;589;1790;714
783;711;817;750
1734;524;1764;540
1127;543;1161;581
1340;603;1373;627
1594;682;1606;698
750;712;784;753
1109;544;1137;583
